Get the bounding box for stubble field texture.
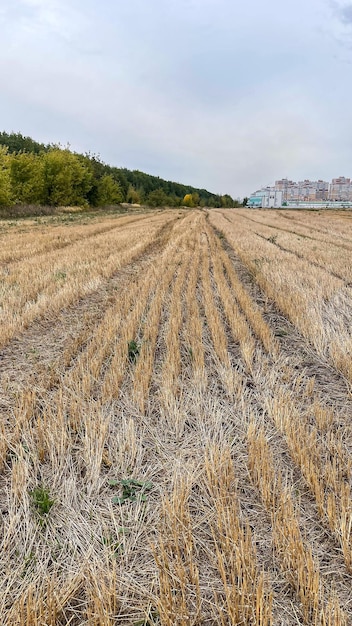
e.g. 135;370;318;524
0;207;352;625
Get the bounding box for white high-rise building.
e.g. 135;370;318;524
274;179;329;201
329;177;352;201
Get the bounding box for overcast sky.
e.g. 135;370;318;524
0;0;351;197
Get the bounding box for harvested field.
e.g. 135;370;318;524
1;208;352;625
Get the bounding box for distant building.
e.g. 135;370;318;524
247;188;282;208
247;176;351;207
329;177;352;201
247;195;265;208
274;178;329;202
285;201;352;209
315;180;330;200
262;189;283;208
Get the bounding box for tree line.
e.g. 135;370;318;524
0;132;237;209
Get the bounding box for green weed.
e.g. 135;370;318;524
275;328;288;337
133;609;160;625
54;270;67;281
30;486;54;523
101;535;124;555
128;340;140;363
21;551;36;578
110;478;153;504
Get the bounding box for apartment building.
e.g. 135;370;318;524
248;176;352;207
274;179;329;202
329;177;352;201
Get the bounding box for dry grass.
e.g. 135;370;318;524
1;208;352;624
0;211;174;347
247;424;347;625
209;209;352;385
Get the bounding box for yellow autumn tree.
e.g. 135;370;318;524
183;193;194;207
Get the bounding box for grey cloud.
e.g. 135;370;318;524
339;4;352;23
331;1;352;24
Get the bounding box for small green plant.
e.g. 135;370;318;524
128;340;140;363
109;478;153;504
187;346;194;361
21;551;36;578
133;610;160;626
26;347;38;359
101;535;124;555
30;486;54;522
133;606;160;626
275;327;288;337
54;270;67;281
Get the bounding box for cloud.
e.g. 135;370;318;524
330;1;352;26
333;1;352;23
21;0;62;28
327;1;352;55
0;0;89;48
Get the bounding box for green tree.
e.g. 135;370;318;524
41;149;92;206
0;131;236;210
168;195;182;207
111;169;128;200
0;131;49;155
209;195;222;208
126;184;141;204
191;192;200;206
146;188;169;207
221;194;235;208
0;146;12;205
10;152;44;204
96;174;123;205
